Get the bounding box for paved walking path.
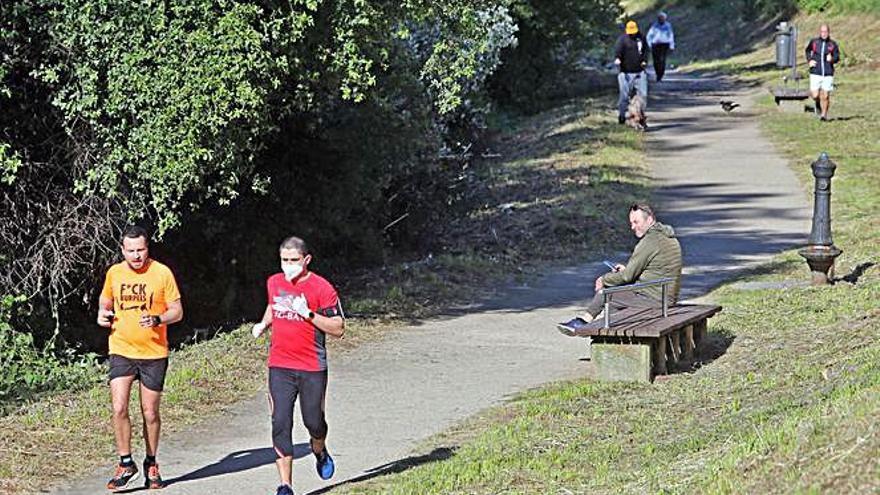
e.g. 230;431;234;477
646;73;810;299
53;72;809;495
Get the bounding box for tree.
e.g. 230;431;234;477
489;0;621;112
0;0;517;343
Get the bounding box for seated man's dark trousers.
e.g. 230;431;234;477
585;290;662;318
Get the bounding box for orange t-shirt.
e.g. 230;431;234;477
101;259;181;359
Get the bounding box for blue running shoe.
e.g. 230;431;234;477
275;484;294;495
557;317;591;336
315;449;335;480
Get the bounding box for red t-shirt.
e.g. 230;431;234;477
267;272;340;371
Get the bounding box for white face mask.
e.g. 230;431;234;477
281;262;303;281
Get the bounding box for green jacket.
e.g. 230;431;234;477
602;222;682;302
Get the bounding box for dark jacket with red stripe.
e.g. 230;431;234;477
805;37;840;77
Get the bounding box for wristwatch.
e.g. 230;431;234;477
307;311;315;320
151;315;162;327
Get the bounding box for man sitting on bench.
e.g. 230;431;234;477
559;203;682;333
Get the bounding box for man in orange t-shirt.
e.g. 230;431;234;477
97;225;183;491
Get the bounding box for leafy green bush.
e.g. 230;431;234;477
488;0;621;112
0;295;101;413
32;0;520;236
1;0;518;343
0;143;20;185
39;0;290;234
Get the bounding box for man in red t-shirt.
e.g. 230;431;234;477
252;236;345;495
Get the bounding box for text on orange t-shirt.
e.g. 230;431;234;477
101;259;181;359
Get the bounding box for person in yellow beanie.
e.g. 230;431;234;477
614;20;649;125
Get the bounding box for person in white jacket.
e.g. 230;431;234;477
646;11;675;82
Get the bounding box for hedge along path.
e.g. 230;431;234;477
51;71;809;495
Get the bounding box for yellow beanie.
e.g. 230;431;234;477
625;20;638;34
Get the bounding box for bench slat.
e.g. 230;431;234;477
571;304;722;338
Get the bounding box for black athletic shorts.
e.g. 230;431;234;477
108;355;169;392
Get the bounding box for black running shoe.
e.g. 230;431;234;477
106;463;139;491
144;462;164;489
275;484;294;495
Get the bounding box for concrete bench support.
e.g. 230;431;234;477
593;342;652;383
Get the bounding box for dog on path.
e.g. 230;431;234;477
625;83;647;131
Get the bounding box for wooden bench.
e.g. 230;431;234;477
771;86;810;105
567;304;722;382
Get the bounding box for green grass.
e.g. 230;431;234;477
330;279;879;494
803;0;880;13
685;12;880;76
322;10;880;495
0;77;651;493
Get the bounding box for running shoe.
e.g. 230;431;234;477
106;463;139;491
275;484;294;495
557;317;591;336
315;448;335;480
144;462;164;489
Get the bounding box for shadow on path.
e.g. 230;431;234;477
307;447;456;495
161;444;311;488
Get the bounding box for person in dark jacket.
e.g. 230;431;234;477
557;203;682;334
804;24;841;121
614;20;649;125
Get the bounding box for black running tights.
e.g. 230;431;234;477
268;367;328;458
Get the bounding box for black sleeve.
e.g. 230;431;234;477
640;34;649;65
804;39;813;61
319;301;345;319
614;36;624;60
831;42;841;64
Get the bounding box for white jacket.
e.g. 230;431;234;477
646;21;675;49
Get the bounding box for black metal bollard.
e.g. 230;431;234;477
798;152;842;284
